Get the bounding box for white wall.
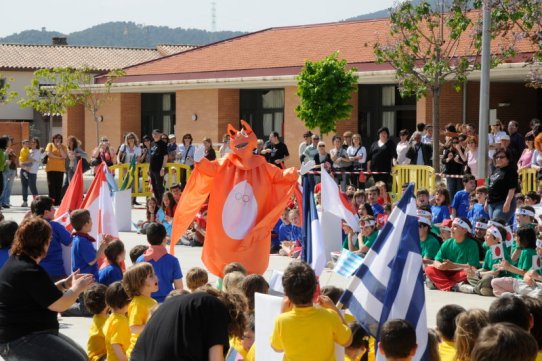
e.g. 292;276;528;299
0;71;35;120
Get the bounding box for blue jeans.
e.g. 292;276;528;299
0;330;87;361
0;169;15;205
20;170;38;202
489;199;517;224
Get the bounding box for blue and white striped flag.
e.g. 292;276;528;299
339;183;428;361
301;175;326;276
333;249;364;278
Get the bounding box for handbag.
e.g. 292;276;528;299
42;155;48;165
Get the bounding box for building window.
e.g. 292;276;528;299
358;85;416;145
141;93;176;137
240;89;284;140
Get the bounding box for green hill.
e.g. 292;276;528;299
0;22;246;47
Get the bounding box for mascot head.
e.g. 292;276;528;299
228;120;257;159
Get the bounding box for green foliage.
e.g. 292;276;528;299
374;0;485;99
0;76;18;105
0;22;245;47
18;68;81;115
488;0;542;87
295;52;358;135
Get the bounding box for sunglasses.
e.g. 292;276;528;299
318;145;325;148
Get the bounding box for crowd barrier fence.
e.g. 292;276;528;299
109;163;192;198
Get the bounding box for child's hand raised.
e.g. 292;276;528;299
317;295;336;310
102;234;117;242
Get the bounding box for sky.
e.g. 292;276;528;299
0;0;396;37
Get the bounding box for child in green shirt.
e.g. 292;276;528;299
491;226;538;296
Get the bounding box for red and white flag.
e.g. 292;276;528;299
53;211;72;231
532;255;541;271
80;164;118;244
490;243;504;260
321;166;360;232
55;159;84;219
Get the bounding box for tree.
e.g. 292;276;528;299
489;0;542;88
0;76;18;104
19;68;81;141
295;52;359;135
73;67;125;145
374;0;512;170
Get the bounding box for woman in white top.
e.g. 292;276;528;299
218;134;232;158
330;135;351;191
395;129;411;165
488;120;507;159
118;132;142;205
456;135;488;179
118;132;142;164
179;134;195;168
20;137;41;207
178;133;195;190
347;133;367;188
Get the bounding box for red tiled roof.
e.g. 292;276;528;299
117;15;536;80
0;43;195;71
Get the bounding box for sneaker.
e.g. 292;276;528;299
459;283;475;294
425;278;437;290
21;201;28;207
2;204;10;209
450;283;462;292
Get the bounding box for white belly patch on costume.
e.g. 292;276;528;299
222;180;258;240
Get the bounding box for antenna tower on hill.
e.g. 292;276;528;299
211;2;217;32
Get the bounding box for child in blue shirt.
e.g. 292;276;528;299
468;186;490;225
431;188;451;224
98;240;125;286
367;186;384;217
136;222;184;302
451;174;476;219
31;196;72;279
0;220;18;269
71;209;112;279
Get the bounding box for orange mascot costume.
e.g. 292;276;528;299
170;120;309;277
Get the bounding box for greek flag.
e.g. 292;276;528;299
333;249;364;278
339;184;428;361
301;175;325;276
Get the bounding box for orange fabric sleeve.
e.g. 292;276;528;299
169;159;218;254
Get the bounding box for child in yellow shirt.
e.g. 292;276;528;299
83;283;108;361
436;304;466;361
103;282;131;361
122;262;158;357
18;140;30;166
270;261;352;361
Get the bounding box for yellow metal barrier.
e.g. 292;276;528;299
109;163;192;198
519;167;538;194
391;165;435;197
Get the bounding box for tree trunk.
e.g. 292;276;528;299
431;86;441;172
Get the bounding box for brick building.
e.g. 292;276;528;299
0;39;196;148
64;18;540;167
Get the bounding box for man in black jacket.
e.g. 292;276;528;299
406;131;432;166
149;129;168;202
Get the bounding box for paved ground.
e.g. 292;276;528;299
1;194;496;351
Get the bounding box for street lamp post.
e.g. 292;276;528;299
477;0;491;181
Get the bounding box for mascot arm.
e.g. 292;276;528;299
169;159;218;254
